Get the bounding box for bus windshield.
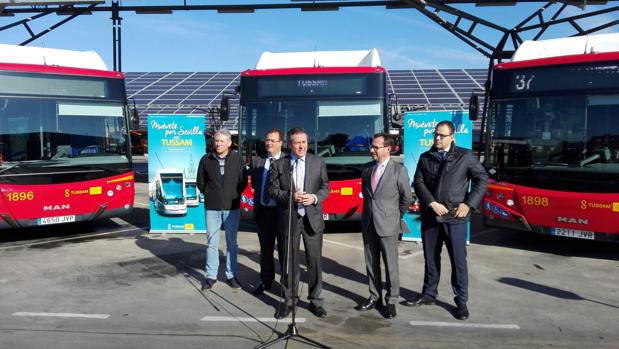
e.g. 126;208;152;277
0;97;128;169
241;99;384;162
487;94;619;191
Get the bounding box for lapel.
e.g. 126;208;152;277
365;161;376;197
302;154;311;191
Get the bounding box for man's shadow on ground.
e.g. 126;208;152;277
134;234;421;315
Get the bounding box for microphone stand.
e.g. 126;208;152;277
256;161;330;349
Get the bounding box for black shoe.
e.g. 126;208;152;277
455;302;469;320
252;281;271;295
403;295;435;307
226;277;241;289
309;304;327;318
354;298;381;311
383;304;397;319
201;278;217;291
274;305;292;319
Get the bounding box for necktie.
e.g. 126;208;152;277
260;157;273;206
439;151;447;161
371;163;383;193
293;158;305;217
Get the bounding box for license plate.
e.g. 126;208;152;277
551;228;594;240
322;213;330;221
38;215;76;225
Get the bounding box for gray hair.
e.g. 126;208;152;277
214;128;232;141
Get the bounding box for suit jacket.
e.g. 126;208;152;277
361;158;413;237
251;153;286;217
267;152;330;234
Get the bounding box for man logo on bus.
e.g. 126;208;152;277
43;204;70;211
557;216;589;225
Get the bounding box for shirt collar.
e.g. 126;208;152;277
376;157;390;167
269;152;282;161
291;154;305;162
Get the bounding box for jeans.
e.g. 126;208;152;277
205;209;240;280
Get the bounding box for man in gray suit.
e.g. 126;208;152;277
267;127;330;319
355;133;412;319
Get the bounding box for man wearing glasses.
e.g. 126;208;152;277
356;133;412;319
406;120;488;321
251;128;285;295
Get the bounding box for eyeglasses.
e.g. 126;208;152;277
370;145;388;150
265;139;281;144
434;132;453;139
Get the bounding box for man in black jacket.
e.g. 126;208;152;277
405;120;488;321
196;128;248;291
250;128;285;295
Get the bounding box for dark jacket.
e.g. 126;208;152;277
413;145;488;223
250;153;286;211
267;152;330;234
196;151;248;210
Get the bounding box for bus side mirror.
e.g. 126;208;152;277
390;108;403;128
130;108;140;130
388;93;403;128
219;95;230;122
468;94;479;121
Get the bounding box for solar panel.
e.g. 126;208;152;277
126;69;488;137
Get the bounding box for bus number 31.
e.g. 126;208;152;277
515;74;535;91
7;191;34;201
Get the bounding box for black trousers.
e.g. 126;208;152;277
420;220;469;304
255;205;284;285
282;213;323;307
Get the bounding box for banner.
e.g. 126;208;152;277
401;110;472;242
148;114;206;234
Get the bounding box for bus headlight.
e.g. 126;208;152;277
506;199;515;206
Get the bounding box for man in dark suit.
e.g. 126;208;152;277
355;133;412;319
267;127;330;319
406;120;488;321
251;128;285;295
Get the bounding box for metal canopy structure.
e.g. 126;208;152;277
1;1;619;71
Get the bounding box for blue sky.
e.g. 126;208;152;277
0;1;617;72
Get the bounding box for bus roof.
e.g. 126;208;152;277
0;44;122;78
496;33;619;70
242;66;386;76
0;44;108;70
254;49;382;70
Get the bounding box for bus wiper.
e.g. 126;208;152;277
76;164;125;174
530;161;569;167
579;148;611;167
0;160;68;173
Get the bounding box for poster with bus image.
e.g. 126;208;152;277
148;114;206;234
402;110;472;242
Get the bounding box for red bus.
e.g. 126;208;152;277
238;49;399;221
0;44;134;229
480;33;619;242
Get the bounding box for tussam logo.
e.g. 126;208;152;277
43;204;70;211
557;216;589;225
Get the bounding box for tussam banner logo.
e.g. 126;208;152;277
147;114;207;234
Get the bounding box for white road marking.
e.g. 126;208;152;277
0;226;148;250
410;321;520;330
134;202;150;207
324;238;424;259
200;316;306;323
323;238;365;251
12;312;110;319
